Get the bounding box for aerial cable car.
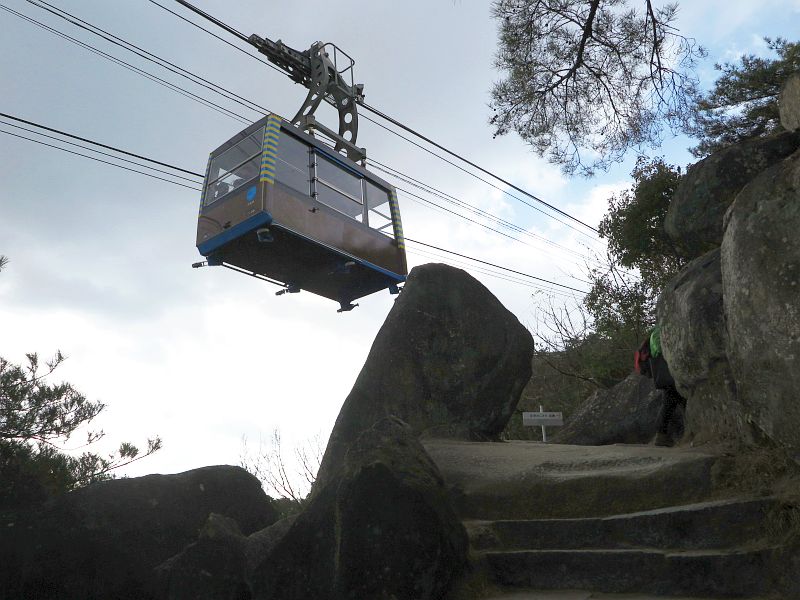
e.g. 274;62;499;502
194;35;407;312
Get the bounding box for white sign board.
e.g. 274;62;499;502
523;411;564;427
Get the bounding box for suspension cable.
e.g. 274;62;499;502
154;0;600;235
0;128;202;191
0;3;252;125
0;119;587;294
0;112;203;177
9;2;600;270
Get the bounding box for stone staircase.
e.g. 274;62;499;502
466;497;779;597
423;440;794;599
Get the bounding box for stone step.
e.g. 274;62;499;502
479;590;772;600
424;440;722;519
481;547;777;598
466;497;777;551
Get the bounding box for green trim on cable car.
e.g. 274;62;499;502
260;114;281;184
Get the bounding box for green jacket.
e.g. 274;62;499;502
650;324;662;358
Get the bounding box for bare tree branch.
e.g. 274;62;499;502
491;0;705;175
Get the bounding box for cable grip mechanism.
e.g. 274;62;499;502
248;35;366;162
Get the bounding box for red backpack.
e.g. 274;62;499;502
634;337;652;377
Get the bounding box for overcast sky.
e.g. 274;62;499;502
1;0;798;490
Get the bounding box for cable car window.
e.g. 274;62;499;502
207;127;264;185
275;133;310;196
205;127;264;205
315;155;363;201
207;156;261;202
365;181;393;233
316;181;364;220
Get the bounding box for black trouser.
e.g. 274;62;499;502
659;386;686;435
649;355;686;436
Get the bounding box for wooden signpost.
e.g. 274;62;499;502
522;405;564;442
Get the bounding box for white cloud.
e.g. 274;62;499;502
4;0;791;485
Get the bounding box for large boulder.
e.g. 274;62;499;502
721;148;800;452
155;514;251;600
252;417;469;600
315;263;533;489
553;373;671;446
658;248;752;445
154;514;300;600
665;130;800;257
780;73;800;132
0;466;278;600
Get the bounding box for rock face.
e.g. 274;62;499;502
721;149;800;452
315;263;533;489
665;130;800;257
553;373;672;446
780;73;800;131
0;466;278;600
252;417;469;600
155;514;251;600
658;248;751;445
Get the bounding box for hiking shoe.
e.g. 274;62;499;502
654;432;674;447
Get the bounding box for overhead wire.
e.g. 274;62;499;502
0;128;202;191
25;0;272;117
359;112;602;246
2;3;596;293
170;0;250;43
404;238;588;294
0;3;253;125
369;158;599;265
0;112;204;178
394;182;591;285
359;107;599;235
11;1;599;278
404;246;579;298
0;114;586;294
146;0;602;238
0;120;203;184
146;0;286;78
311;138;595;279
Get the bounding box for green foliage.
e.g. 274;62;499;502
490;0;704;175
504;303;640;440
0;255;7;272
1;439;81;506
0;351;162;504
688;38;800;157
0;352;104;444
584;263;654;340
509;156;689;438
598;157;688;291
587;157;689;338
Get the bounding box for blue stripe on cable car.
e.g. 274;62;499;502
198;212;274;256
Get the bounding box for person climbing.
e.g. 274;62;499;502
634;324;686;447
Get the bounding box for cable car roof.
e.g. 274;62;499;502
209;115;394;191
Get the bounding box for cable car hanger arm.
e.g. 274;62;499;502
170;2;365;160
247;34;366;162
